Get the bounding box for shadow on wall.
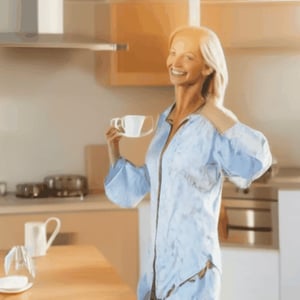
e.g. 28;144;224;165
0;47;93;75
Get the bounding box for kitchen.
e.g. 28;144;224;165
0;0;300;299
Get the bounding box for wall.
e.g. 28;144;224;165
0;46;300;191
0;48;173;191
225;49;300;167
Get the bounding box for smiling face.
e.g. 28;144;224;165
166;31;211;87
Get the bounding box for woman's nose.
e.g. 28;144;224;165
172;55;183;67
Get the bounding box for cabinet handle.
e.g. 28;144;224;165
218;202;229;241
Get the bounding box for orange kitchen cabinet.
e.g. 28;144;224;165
201;0;300;50
95;0;189;86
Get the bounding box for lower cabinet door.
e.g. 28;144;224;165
220;247;279;300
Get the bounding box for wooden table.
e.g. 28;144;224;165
0;245;137;300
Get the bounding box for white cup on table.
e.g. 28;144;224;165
25;217;61;257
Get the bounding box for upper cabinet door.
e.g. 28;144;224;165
95;0;189;86
201;0;300;50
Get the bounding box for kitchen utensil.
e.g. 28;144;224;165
85;144;109;193
110;115;154;138
16;182;49;198
0;182;7;196
25;217;61;257
44;175;88;197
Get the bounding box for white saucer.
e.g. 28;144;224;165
0;282;33;294
0;275;33;294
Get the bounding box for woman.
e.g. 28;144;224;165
105;26;272;300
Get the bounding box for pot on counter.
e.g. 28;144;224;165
44;175;88;197
16;182;49;198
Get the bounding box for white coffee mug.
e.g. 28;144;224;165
110;115;154;138
25;217;61;257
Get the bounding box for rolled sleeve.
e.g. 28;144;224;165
104;157;150;208
214;122;272;188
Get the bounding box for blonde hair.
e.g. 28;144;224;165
169;26;228;103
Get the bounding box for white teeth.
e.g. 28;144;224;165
171;69;186;76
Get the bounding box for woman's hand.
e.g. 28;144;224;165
106;126;123;144
201;72;238;134
105;127;123;166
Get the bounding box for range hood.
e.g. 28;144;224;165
0;0;127;51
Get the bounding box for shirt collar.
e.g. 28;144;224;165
164;102;204;125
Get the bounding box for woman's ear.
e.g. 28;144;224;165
201;65;213;76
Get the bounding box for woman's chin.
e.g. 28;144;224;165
169;76;185;86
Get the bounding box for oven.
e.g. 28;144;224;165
219;184;279;249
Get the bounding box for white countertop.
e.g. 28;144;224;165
0;192;130;215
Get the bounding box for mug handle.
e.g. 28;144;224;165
45;217;61;251
110;118;124;132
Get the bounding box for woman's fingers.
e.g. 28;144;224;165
105;127;122;165
106;127;123;143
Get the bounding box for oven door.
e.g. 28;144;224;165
219;199;278;249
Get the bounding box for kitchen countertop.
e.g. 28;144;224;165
223;180;300;200
223;167;300;200
261;167;300;189
2;178;300;215
1;167;300;215
0;193;131;215
0;245;136;300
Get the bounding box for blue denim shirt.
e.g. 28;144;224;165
104;104;272;300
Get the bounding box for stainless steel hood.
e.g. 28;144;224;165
0;32;127;51
0;0;127;51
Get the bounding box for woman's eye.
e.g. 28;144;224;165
185;55;194;61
